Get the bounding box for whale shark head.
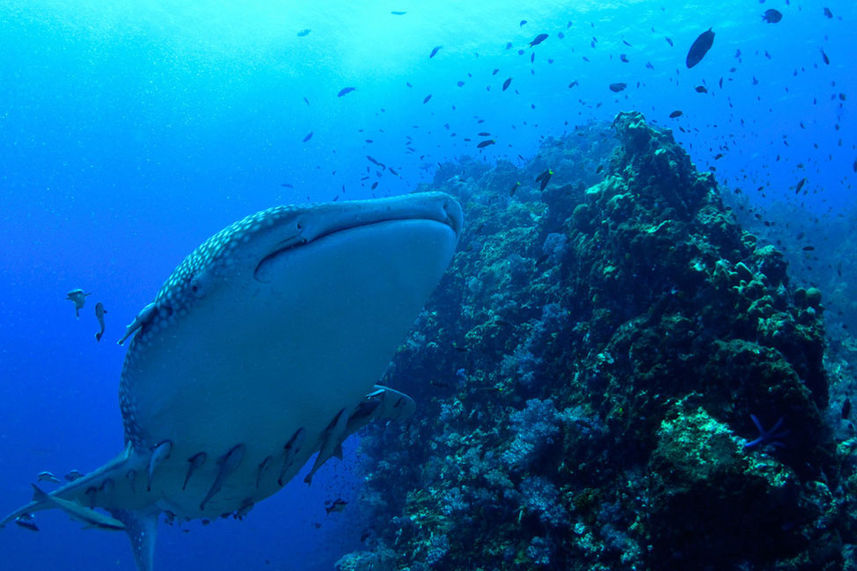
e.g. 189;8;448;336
2;191;462;571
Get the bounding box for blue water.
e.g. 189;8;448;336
0;1;854;569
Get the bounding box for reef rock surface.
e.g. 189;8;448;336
338;112;849;570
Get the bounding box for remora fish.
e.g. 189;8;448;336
0;192;463;571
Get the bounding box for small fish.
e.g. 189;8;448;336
14;514;38;532
476;139;495;148
30;484;125;531
390;11;406;15
64;470;84;482
477;132;491;136
762;9;783;23
802;246;815;252
302;132;313;143
568;80;579;88
824;7;833;19
535;169;553;191
686;28;715;68
695;85;708;93
371;182;378;190
65;289;91;319
665;37;674;47
502;77;512;91
423;94;432;104
303;97;310;106
337;87;356;97
620;54;629;63
37;471;61;483
429;46;442;58
529;33;548;47
281;183;294;189
325;498;347;514
519;20;527;27
842;398;852;419
609;82;627;92
820;49;830;65
456;80;465;87
795;177;807;194
92;301;108;341
296;29;311;37
509;181;520;196
669;110;683;118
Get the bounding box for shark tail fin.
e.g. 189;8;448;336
112;509;159;571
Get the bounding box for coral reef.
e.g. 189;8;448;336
339;112;852;570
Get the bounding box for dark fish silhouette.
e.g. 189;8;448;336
824;7;833;18
95;302;107;342
302;132;313;143
502;77;512;91
476;139;495;148
535;169;553;190
609;82;627;92
695;85;708;93
429;46;442;58
337;87;356;97
762;9;783;23
423;94;432;104
669;110;683;118
686;28;715;68
529;33;548;47
820;49;830;65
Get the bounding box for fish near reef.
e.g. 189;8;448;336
0;192;463;570
762;9;783;23
686;28;715;68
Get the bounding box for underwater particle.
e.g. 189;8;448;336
297;28;311;37
762;9;783;23
337;87;356;97
669;110;683;118
502;77;512;91
429;45;442;58
535;168;553;190
695;85;708;93
423;94;432;103
686;28;715;68
529;33;548;47
302;132;313;143
820;48;830;65
477;139;495;148
609;82;627;92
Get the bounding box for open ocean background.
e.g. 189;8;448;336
0;1;854;569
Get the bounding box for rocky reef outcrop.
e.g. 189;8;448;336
337;112;850;570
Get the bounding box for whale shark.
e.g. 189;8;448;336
1;191;462;570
